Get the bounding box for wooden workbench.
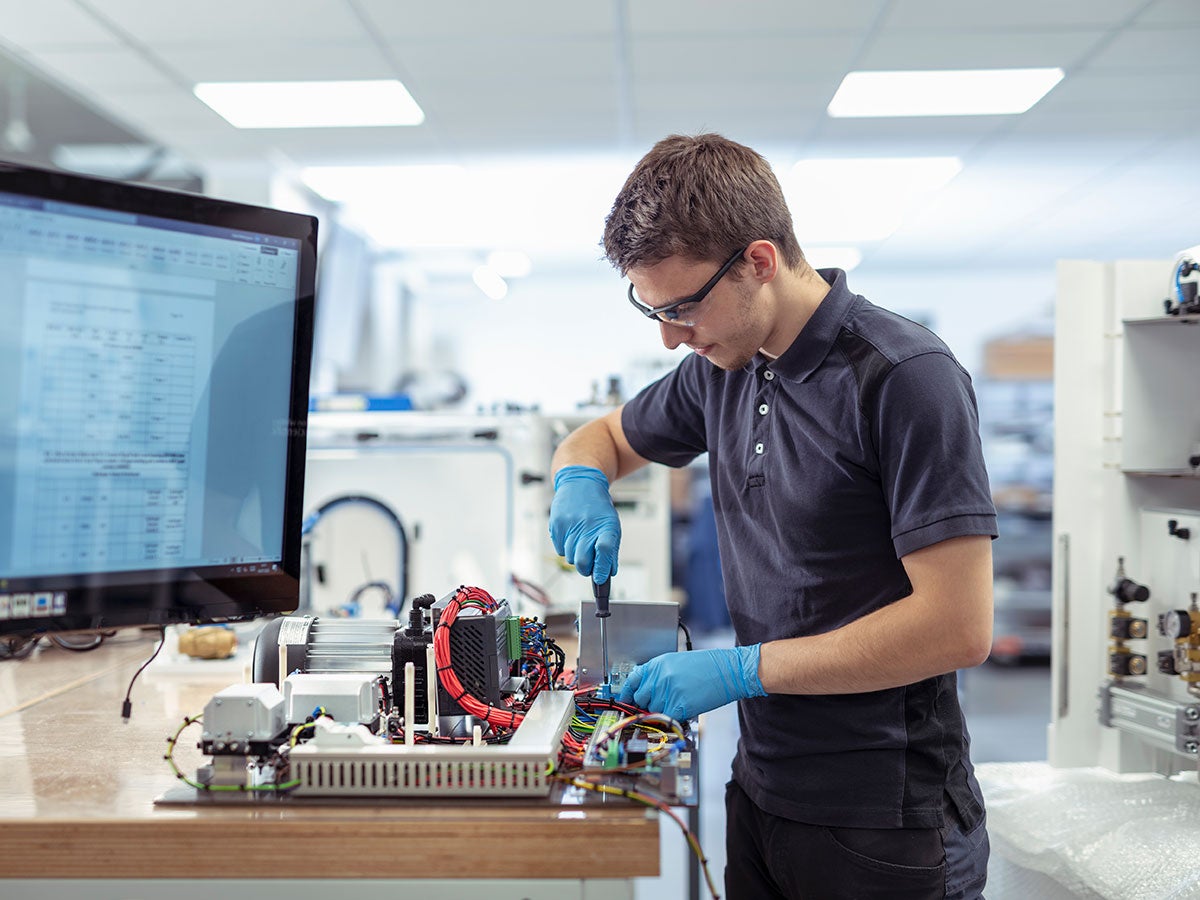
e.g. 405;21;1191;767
0;630;659;886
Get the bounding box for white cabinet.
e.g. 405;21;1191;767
1049;260;1200;774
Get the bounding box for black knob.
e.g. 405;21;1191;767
1111;577;1150;604
1158;650;1180;675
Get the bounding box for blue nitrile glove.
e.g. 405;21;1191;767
548;465;621;583
619;645;767;721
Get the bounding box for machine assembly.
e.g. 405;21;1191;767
169;585;694;805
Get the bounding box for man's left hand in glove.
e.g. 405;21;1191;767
618;645;767;721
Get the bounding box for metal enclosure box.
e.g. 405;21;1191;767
202;683;286;747
284;672;383;725
577;598;680;691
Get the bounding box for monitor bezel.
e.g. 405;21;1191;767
0;161;316;638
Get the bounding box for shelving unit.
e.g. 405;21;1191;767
1121;314;1200;476
1049;260;1200;775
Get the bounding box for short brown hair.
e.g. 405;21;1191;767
602;133;805;275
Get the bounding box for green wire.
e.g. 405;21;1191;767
165;715;300;793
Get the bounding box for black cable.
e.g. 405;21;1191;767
49;632;106;652
678;618;693;651
347;579;394;614
0;635;38;661
121;626;166;721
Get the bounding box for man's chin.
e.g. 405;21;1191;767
705;351;753;371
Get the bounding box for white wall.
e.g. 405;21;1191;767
853;267;1057;377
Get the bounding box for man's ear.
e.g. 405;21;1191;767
746;240;779;283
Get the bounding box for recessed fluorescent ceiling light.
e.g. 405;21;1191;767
828;68;1064;117
472;265;508;300
194;80;424;128
787;157;961;243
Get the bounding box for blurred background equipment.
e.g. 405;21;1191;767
300;410;671;620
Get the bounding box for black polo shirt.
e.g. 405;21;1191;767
621;269;997;829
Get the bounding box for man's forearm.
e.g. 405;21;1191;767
759;535;994;695
759;593;990;695
551;406;647;482
552;421;620;480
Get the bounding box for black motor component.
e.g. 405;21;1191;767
393;627;434;723
391;593;514;722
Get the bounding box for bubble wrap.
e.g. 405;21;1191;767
977;761;1200;899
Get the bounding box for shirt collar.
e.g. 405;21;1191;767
742;268;859;383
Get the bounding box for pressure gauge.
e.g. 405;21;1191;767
1163;610;1192;640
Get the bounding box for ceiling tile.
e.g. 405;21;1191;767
78;0;365;43
632;80;828;114
0;0;118;47
629;0;890;35
1006;104;1186;136
858;29;1104;69
882;0;1150;30
1034;69;1198;111
394;37;616;86
157;41;394;84
414;77;616;120
32;48;179;92
358;0;612;39
631;35;861;83
1084;26;1200;70
1135;0;1200;26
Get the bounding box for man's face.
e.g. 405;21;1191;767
627;254;770;371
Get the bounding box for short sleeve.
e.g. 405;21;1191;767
870;351;997;558
621;355;711;467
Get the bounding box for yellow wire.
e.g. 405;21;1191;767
559;775;720;900
165;715;300;793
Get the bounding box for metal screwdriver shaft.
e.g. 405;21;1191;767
594;577;612;697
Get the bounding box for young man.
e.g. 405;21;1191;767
549;134;995;899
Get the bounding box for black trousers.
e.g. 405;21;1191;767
724;779;989;900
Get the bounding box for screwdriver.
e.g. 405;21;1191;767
593;577;612;698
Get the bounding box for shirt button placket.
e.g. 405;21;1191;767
749;368;775;484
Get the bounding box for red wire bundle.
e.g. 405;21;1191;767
433;585;524;731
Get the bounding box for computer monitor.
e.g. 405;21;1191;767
0;162;316;637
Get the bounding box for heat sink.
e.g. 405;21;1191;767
288;689;573;798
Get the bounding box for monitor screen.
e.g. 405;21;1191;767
0;162;316;636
